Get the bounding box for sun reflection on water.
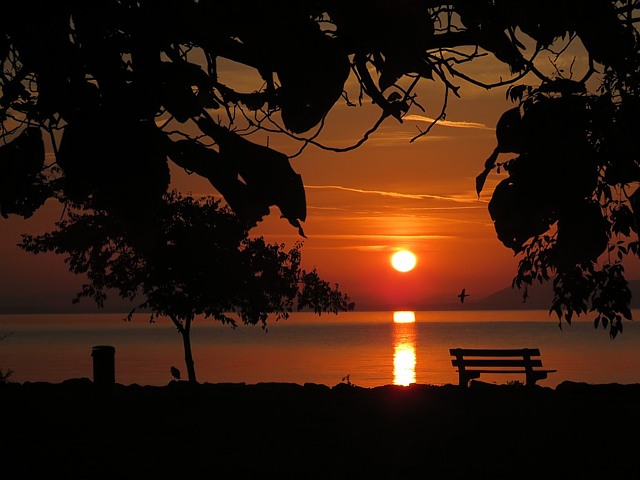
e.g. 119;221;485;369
393;311;417;386
393;311;415;323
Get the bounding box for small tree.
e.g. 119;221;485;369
19;190;354;383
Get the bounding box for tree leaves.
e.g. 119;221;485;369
276;31;350;134
476;107;524;197
554;200;608;268
58;118;170;206
18;190;355;381
487;82;639;335
488;177;556;253
457;0;526;72
158;60;216;123
194;118;307;235
0;127;52;218
485;94;601;254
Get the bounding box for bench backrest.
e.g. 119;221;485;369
450;348;544;371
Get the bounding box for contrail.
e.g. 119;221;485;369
404;114;491;130
306;185;472;202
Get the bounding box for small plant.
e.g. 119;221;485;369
507;380;524;387
0;368;14;384
341;374;355;387
0;333;13;384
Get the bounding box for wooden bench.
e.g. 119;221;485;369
450;348;557;387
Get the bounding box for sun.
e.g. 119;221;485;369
391;250;417;272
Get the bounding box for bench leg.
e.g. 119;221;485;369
525;371;548;387
459;371;480;387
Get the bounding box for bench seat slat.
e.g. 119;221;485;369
450;348;541;357
452;359;544;368
455;369;557;374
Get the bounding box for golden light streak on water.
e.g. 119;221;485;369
393;343;417;386
393;311;417;386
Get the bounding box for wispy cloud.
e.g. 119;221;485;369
403;114;492;130
306;185;474;203
252;234;454;249
308;234;452;240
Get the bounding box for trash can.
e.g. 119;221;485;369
91;345;115;388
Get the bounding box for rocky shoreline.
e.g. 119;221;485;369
4;379;640;478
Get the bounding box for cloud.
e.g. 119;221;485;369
306;185;474;203
403;114;492;130
252;234;454;250
309;234;453;241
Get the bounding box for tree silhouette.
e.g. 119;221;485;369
1;1;640;336
19;190;354;383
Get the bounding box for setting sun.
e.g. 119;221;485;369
391;250;417;272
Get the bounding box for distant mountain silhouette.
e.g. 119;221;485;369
0;289;144;315
475;282;554;310
476;280;640;310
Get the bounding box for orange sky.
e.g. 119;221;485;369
169;77;523;310
2;43;638;313
0;85;516;312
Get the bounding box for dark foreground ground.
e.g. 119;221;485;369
3;379;640;479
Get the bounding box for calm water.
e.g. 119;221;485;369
1;310;640;388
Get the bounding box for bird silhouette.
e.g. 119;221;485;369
458;288;469;304
170;366;181;380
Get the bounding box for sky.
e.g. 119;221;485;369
245;90;519;311
2;36;637;314
0;75;517;313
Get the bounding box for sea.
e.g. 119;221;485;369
2;310;640;388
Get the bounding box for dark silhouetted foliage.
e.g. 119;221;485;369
2;1;640;336
19;191;354;383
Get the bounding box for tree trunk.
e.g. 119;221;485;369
181;317;197;383
169;314;198;384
